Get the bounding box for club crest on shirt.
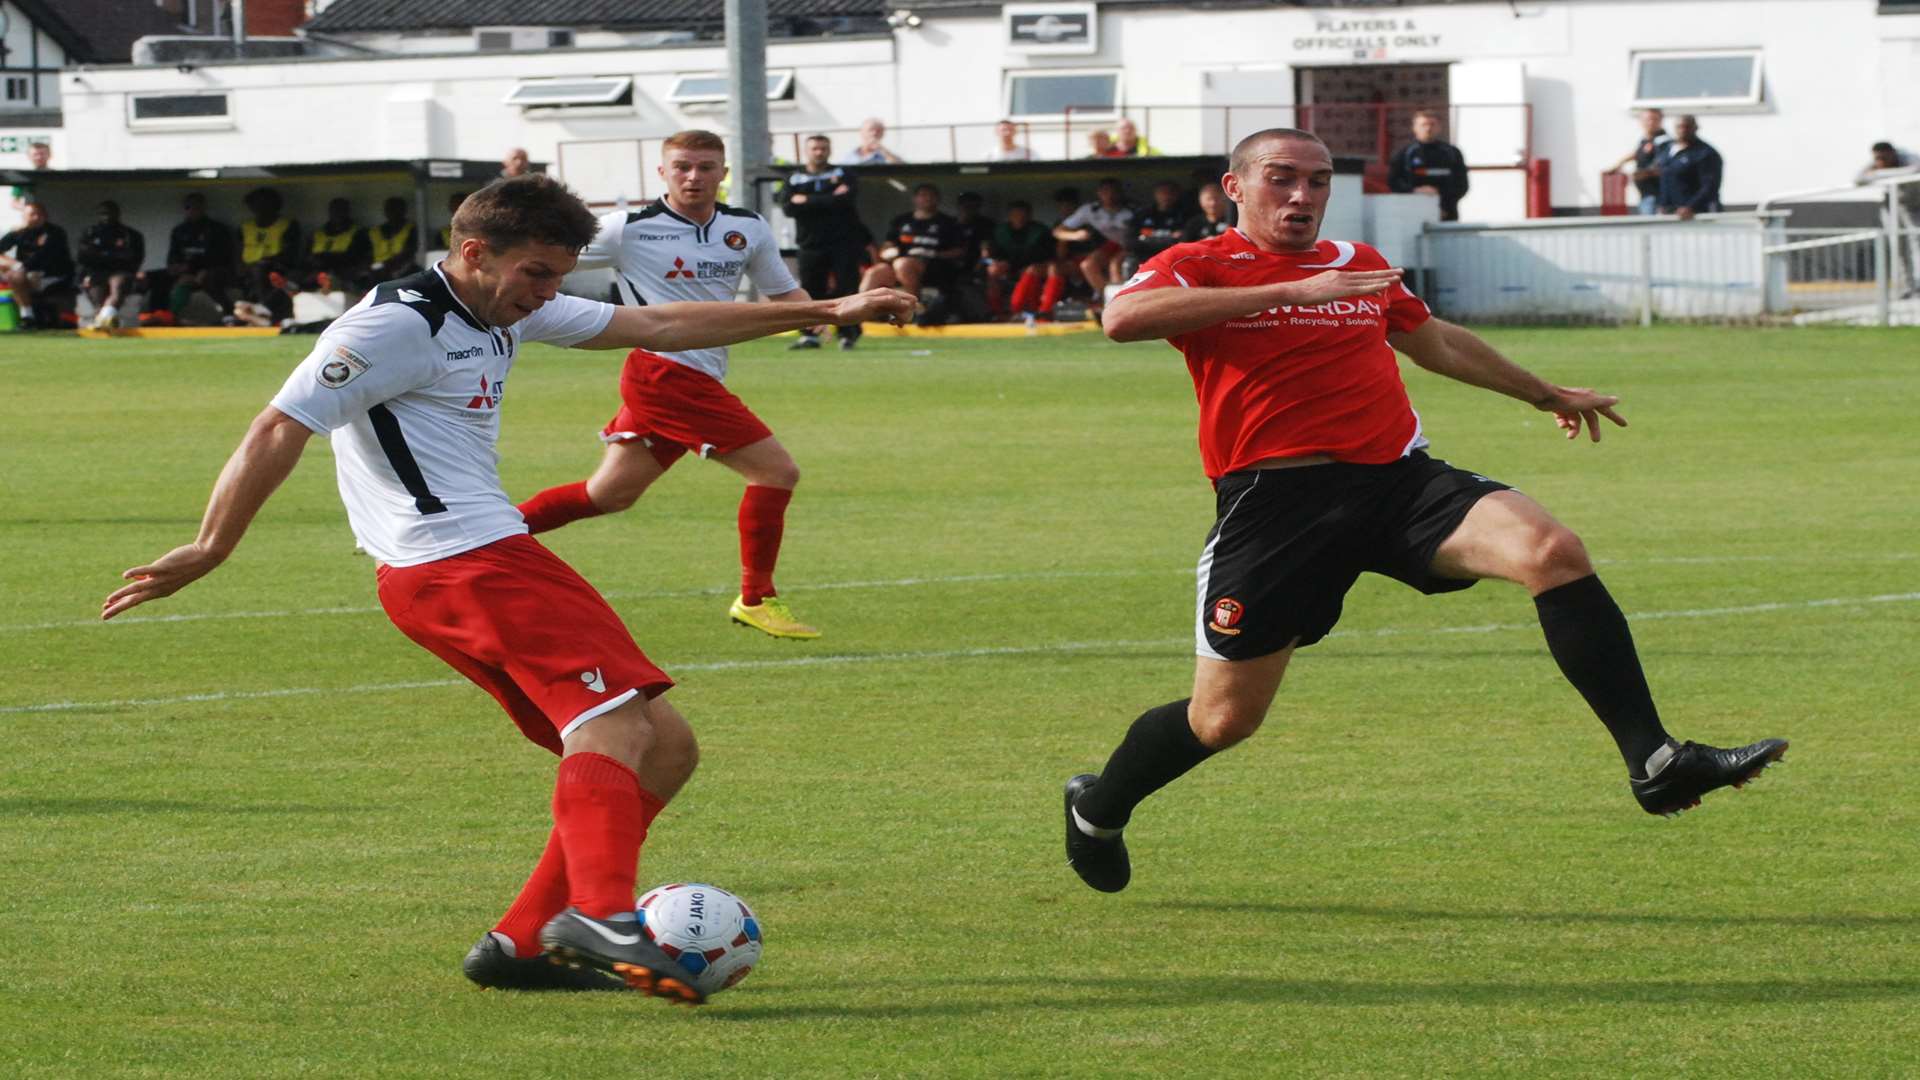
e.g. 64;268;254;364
317;344;371;388
1209;597;1245;635
723;230;748;251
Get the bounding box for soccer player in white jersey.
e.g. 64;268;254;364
102;175;914;1002
516;129;832;640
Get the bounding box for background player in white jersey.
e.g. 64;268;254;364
517;130;836;640
102;174;914;1001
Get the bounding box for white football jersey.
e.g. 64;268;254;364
270;263;613;567
577;198;798;381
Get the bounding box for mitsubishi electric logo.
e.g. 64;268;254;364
464;374;503;410
664;257;694;280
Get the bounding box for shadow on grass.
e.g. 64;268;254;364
706;973;1920;1021
1143;899;1920;931
0;796;373;816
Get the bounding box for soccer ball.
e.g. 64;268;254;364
636;882;763;996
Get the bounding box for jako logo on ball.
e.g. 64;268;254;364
636;882;763;996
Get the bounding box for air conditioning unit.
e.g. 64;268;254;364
474;26;575;52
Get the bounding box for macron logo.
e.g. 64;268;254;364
580;668;606;693
396;288;429;305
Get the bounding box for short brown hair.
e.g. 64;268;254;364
449;174;598;254
662;129;727;155
1228;128;1329;176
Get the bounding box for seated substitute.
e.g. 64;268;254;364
301;197;372;292
1061;127;1789;896
238;187;301;323
0;199;74;329
77;200;145;330
1129;182;1186;268
1053;178;1136;316
367;196;422;287
859;182;965;305
145;192;235;320
1182;182;1238;242
987;200;1055;318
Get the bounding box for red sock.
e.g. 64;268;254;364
517;481;603;535
552;753;648;919
1039;274;1066;313
738;484;792;606
1011;271;1043;313
492;826;569;958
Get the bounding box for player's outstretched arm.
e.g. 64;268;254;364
1388;317;1627;442
1103;267;1404;343
574;288;916;352
102;406;313;620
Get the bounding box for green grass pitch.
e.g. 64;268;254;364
3;325;1917;1078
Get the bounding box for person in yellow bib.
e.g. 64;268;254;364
300;197;371;293
239;187;301;321
367;196;421;287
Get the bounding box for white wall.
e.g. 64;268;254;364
45;0;1920;218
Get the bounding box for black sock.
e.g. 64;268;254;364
1533;575;1673;775
1074;699;1215;830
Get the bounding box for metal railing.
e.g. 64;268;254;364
1417;213;1787;326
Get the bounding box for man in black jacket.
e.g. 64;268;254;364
1388;110;1470;221
1658;115;1723;221
779;134;867;349
76;200;145;329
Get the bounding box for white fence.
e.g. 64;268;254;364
1418;213;1783;325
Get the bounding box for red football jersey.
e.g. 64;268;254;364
1116;230;1432;479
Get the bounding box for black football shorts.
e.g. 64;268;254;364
1195;450;1511;660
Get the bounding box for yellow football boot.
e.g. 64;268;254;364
728;594;821;640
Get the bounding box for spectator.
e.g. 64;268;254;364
1035;186;1094;317
779;134;866;349
76;200;145;330
0;199;74;328
950;191;996;321
27;141;51;170
436;191;469;250
9;141;52;218
987;119;1033;162
1111;118;1159;158
237;187;301;323
1388;110;1470;221
301;197;371;292
501;147;531;178
987;199;1055;319
1130;181;1186;265
366;195;420;286
1610;108;1671;215
1087;130;1120;159
1658;115;1722;220
1859;141;1920;295
1181;182;1238;241
1054;177;1135;316
147;192;234;319
837;118;904;165
859;182;964;313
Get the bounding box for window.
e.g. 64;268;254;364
4;77;28;102
502;76;633;108
1005;70;1120;119
667;70;795;105
1630;50;1763;108
127;92;232;130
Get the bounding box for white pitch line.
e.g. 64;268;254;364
11;553;1919;636
5;591;1917;717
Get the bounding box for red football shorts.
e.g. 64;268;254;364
600;349;774;469
1094;240;1124;259
376;534;673;756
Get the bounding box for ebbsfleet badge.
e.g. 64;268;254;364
317;344;371;388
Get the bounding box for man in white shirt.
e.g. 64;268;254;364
835;117;905;165
1053;178;1136;316
986;119;1033;163
515;130;838;640
102;173;913;1003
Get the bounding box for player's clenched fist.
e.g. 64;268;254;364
830;287;917;326
1279;267;1405;307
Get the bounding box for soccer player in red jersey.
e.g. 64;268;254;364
1062;129;1788;893
101;175;915;997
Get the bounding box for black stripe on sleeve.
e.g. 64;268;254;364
367;404;448;515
